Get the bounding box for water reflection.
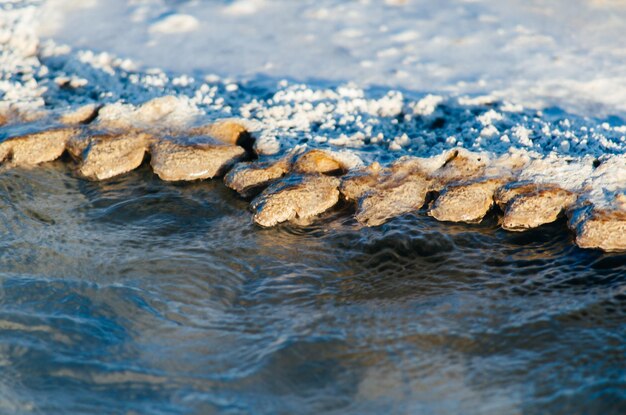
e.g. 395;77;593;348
0;163;624;414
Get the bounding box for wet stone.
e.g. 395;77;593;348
251;174;341;227
150;139;245;182
430;149;488;190
339;162;384;202
501;185;577;231
0;127;81;167
355;173;432;227
78;132;152;180
292;149;346;175
429;178;506;223
224;157;291;197
570;207;626;252
189;119;254;151
58;104;100;125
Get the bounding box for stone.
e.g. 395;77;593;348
355;173;431;226
430;148;488;190
58;104;100;125
78;132;152;180
224;157;291;197
339;162;384;201
570;205;626;252
190;119;254;150
429;178;506;223
494;182;539;210
0;127;80;167
340;157;433;226
251;175;340;227
501;185;577;231
292;149;346;175
149;138;246;181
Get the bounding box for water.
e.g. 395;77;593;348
0;160;624;414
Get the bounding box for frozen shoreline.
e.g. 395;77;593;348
0;0;625;250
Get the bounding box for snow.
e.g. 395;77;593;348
36;0;626;117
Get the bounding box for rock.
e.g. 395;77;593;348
341;157;433;226
355;172;431;226
78;132;152;180
494;182;539;210
224;157;291;197
0;127;80;167
339;162;384;201
149;138;246;181
429;178;506;223
58;104;100;125
251;174;340;227
570;205;626;252
292;149;346;175
500;185;577;231
430;148;488;190
189;119;254;151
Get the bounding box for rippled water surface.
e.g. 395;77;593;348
0;161;624;414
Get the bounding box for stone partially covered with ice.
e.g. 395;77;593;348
251;175;340;227
429;178;507;224
224;157;292;197
499;185;578;231
150;138;245;182
78;132;152;180
355;171;432;226
0;127;81;167
569;202;626;252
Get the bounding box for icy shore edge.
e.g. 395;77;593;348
1;1;624;251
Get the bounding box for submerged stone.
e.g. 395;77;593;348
78;132;152;180
224;157;291;197
150;138;246;181
251;174;340;227
0;127;80;167
429;178;506;223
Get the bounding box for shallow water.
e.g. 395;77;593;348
0;161;624;414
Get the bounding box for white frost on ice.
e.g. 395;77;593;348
35;0;626;117
149;14;199;34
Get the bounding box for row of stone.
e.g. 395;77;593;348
226;147;625;253
0;101;624;252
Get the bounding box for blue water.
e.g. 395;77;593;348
0;161;624;414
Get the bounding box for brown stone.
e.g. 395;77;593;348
58;104;100;125
570;207;626;252
78;133;152;180
355;173;431;226
189;119;254;150
149;138;245;181
292;149;345;175
224;157;291;197
339;162;384;201
0;127;80;167
501;186;577;231
251;175;340;227
429;178;506;223
430;149;488;190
